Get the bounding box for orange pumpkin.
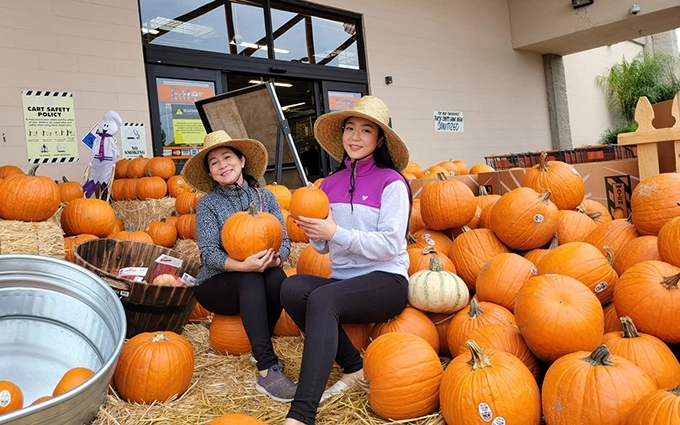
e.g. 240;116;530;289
285;214;309;243
189;302;212;323
419;174;477;230
468;163;495;174
657;216;680;267
60;198;117;237
114;158;131;179
521;152;585;210
577;199;613;225
221;202;283;261
145;220;178;248
110;225;154;244
555;209;598;244
514;274;604;362
295;244;331;278
0;165;60;221
342;323;373;352
408;198;426;234
410;228;453;253
440;340;541;425
489;187;559;251
407;246;455;276
603;316;680;389
447;227;510;291
0;165;24;179
584;218;640;257
475;252;537;312
127;157;150;178
626;385;680;425
145;156;176;180
176;213;197;240
0;380;23;414
446;299;516;356
175;191;202;215
363;332;443;421
207;413;267;425
372;306;440;353
630;172;680;236
613;235;661;275
58;176;84;203
167;175;190;197
30;395;53;405
53;367;94;396
64;234;98;262
114;332;194;404
263;182;292;210
273;310;302;337
288;183;329;220
136;176;167;200
542;345;656;425
209;314;251;355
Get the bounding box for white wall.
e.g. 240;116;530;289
563;41;644;147
0;0;150;182
316;0;552;170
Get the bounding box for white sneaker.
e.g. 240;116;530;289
320;380;350;403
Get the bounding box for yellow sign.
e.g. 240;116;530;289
171;104;206;144
22;90;79;163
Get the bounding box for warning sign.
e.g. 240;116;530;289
22;90;79;163
172;104;206;144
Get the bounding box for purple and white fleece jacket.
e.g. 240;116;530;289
312;157;410;280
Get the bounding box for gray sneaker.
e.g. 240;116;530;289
255;364;297;403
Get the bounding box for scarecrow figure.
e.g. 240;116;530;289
82;110;122;200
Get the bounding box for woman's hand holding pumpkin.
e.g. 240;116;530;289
242;248;279;272
294;209;336;241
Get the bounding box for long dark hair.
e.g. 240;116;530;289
203;146;259;188
334;119;412;238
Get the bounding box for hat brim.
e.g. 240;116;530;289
313;110;409;171
181;138;268;193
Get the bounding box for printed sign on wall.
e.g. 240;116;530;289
433;110;464;132
121;123;147;158
22;90;79;163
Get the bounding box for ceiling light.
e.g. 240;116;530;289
238;42;289;55
248;80;293;88
571;0;594;8
282;102;305;111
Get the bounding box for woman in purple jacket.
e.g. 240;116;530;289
281;96;411;425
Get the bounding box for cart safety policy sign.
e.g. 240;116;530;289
433;111;464;132
22;90;79;163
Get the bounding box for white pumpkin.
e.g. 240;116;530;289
408;255;469;313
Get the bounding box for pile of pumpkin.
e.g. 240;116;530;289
197;153;680;424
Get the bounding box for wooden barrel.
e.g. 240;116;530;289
73;238;198;338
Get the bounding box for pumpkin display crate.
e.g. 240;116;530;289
72;238;198;339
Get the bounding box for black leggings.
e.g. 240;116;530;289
194;267;286;371
280;271;408;425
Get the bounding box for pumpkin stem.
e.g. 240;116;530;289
478;185;490;196
421;246;437;255
27;164;40;176
603;245;615;266
61;176;69;183
432;313;455;326
124;223;135;232
537;151;549;171
619;316;640;338
467;298;483;319
436;171;448;181
548;233;559;249
661;273;680;290
406;233;418;246
668;384;680;396
465;340;492;369
247;201;259;216
150;333;170;343
539;190;552;204
427;254;444;272
582;344;614;366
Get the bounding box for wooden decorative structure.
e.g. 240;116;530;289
618;92;680;180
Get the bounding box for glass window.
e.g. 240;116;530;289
231;2;268;58
155;78;215;158
311;17;359;69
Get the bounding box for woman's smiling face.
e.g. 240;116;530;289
207;146;245;186
342;116;383;162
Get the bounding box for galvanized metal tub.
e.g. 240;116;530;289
0;254;126;425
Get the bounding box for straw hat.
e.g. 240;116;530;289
313;96;409;171
181;130;268;193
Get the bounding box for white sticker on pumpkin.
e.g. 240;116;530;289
0;389;11;407
594;281;608;293
530;266;538;275
478;402;493;421
533;214;544;223
492;417;507;425
420;233;431;239
425;238;435;246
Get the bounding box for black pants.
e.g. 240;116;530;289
281;271;408;425
194;267;286;371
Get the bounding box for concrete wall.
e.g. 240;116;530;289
564;40;644;147
0;0;150;182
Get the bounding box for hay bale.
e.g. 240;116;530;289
173;239;200;265
0;219;65;258
285;242;308;269
93;324;447;425
112;198;176;231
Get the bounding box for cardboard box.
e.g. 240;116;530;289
476;158;639;218
409;174;479;199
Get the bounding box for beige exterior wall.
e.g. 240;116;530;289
563;41;644;147
0;0;150;182
316;0;551;169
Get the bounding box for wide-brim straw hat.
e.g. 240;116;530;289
181;130;268;193
313;96;409;171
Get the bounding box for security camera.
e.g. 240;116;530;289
630;3;641;15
